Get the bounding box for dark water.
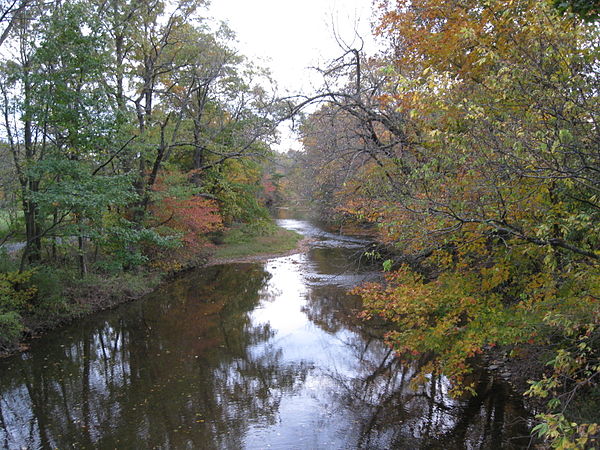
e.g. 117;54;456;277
0;219;534;449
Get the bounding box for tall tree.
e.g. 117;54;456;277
0;0;31;47
291;0;599;445
0;1;136;270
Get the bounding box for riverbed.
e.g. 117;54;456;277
0;219;534;449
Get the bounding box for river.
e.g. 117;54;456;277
0;218;534;449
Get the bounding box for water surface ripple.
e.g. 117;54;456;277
0;219;533;449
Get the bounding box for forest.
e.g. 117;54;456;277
1;0;599;447
0;0;289;350
281;0;599;447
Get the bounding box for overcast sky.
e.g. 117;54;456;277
208;0;376;151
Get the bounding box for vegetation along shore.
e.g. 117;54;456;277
1;0;598;447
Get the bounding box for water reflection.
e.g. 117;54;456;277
0;264;306;449
0;219;533;449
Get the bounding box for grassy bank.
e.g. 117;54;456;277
212;221;303;261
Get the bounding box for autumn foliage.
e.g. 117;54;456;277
149;172;222;267
294;0;600;446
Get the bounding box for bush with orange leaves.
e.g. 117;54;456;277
148;173;223;269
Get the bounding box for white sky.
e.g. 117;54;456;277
208;0;377;151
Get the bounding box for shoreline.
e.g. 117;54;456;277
1;230;311;359
205;236;313;266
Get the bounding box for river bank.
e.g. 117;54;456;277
1;223;305;358
0;218;534;449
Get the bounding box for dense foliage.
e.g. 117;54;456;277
0;0;281;351
2;0;599;446
287;0;599;446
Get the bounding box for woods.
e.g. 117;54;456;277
0;0;282;353
283;0;600;447
1;0;599;447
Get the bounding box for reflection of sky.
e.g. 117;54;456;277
244;235;395;448
250;253;363;374
252;254;308;334
0;219;533;449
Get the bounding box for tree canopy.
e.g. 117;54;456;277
284;0;599;446
0;0;284;351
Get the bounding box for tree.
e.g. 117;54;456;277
553;0;600;20
0;0;32;48
0;1;121;267
289;0;599;445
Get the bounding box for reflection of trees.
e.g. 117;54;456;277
301;269;533;449
0;263;309;449
317;336;533;449
301;245;380;336
301;285;363;335
0;240;535;449
308;246;373;279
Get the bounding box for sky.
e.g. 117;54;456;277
208;0;377;151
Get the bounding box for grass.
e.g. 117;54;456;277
213;222;303;260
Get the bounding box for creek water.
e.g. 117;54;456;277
0;218;534;449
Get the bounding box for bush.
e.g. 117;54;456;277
0;269;36;351
0;270;37;313
0;311;24;350
28;267;72;321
